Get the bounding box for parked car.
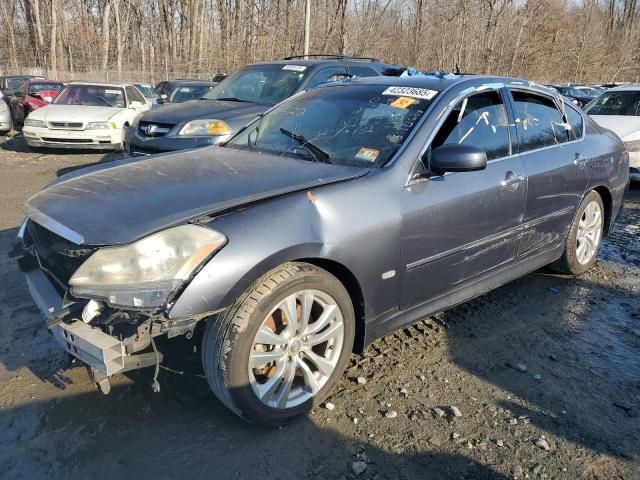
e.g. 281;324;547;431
22;81;150;150
124;56;404;156
154;79;216;105
549;85;597;108
0;75;44;98
0;98;12;134
9;79;65;126
133;83;162;109
19;75;627;426
585;85;640;181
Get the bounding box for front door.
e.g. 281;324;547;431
401;89;527;309
507;89;592;257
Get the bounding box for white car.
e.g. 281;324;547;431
0;96;12;134
23;82;150;150
586;85;640;181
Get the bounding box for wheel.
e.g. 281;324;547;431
552;190;604;275
202;262;354;426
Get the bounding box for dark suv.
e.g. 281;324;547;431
124;55;404;156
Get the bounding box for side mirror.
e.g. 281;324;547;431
429;144;487;175
129;100;144;108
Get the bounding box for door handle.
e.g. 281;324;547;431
501;173;525;187
573;154;589;166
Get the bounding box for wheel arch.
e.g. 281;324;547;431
591;185;613;235
297;257;366;353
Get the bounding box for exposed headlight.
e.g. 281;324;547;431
86;122;116;130
69;225;227;308
24;118;46;128
178;119;233;136
624;139;640;152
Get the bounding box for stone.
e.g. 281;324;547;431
535;437;550;451
351;461;367;477
357;376;367;385
324;402;335;411
385;410;398;419
449;406;463;417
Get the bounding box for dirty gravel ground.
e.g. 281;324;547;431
0;134;638;480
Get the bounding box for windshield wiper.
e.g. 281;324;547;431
216;97;253;103
279;128;331;164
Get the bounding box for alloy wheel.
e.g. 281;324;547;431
248;289;345;409
576;200;602;265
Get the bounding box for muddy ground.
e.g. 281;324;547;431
0;134;638;480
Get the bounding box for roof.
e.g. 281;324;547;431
165;79;217;86
352;74;524;91
248;58;403;70
68;81;137;87
609;84;640;92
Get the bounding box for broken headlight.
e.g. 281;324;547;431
69;225;227;308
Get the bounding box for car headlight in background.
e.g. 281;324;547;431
24;118;46;128
69;225;227;308
86;122;116;130
178;119;233;136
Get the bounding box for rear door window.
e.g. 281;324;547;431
510;90;568;151
431;91;511;161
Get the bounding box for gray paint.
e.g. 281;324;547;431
23;75;629;348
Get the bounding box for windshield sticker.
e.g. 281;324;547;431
283;65;307;72
105;89;121;94
355;147;379;163
382;86;437;100
390;96;418;109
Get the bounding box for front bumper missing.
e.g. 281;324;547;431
24;267;126;376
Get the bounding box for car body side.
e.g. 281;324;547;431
168;77;628;350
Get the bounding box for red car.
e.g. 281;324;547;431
9;79;65;126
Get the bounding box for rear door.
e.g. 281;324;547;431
506;89;591;257
400;88;527;308
303;67;349;89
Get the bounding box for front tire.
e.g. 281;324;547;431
552;190;604;275
202;262;355;426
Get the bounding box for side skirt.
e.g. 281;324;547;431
363;243;564;346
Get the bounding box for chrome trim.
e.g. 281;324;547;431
17;218;27;240
25;203;85;245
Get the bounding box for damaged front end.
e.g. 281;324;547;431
18;218;224;394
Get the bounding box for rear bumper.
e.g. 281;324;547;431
23;267;125;376
23;126;122;150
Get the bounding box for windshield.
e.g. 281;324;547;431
225;84;437;168
135;84;159;98
585;91;640;116
202;65;307;105
169;85;213;103
7;77;30;90
30;83;64;94
55;85;126;107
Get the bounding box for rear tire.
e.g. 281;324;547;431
202;262;355;426
551;190;604;275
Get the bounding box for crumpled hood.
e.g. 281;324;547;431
140;99;268;131
590;115;640;141
26;147;368;246
29;104;123;123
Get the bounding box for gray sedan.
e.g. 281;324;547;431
18;75;628;426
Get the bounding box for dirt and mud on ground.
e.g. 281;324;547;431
0;134;638;480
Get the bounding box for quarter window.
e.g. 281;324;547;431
565;104;584;141
431;91;510;161
511;90;568;151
